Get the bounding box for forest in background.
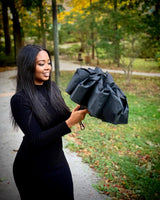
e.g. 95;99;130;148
0;0;159;80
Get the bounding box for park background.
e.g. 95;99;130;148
0;0;160;199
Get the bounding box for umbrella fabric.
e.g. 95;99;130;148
66;67;129;124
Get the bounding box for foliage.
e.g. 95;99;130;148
53;71;160;200
137;0;160;51
0;0;159;77
58;0;160;79
0;0;52;50
0;54;15;66
59;43;80;57
155;50;160;67
21;0;52;47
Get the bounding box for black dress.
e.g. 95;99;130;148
10;83;74;200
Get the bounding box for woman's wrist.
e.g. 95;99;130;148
65;119;74;128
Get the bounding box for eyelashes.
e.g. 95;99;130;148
38;62;52;66
38;63;44;66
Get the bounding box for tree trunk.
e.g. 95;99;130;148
7;0;23;59
39;0;46;48
52;0;60;87
113;0;120;67
1;0;11;55
90;0;95;60
91;31;95;60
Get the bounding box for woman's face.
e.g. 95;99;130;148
34;50;52;85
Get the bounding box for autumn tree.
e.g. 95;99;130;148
8;0;23;58
0;0;11;56
135;0;160;58
0;0;23;59
52;0;60;86
23;0;49;48
58;0;99;59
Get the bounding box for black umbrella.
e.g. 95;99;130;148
66;67;129;124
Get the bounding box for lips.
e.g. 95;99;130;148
43;72;50;77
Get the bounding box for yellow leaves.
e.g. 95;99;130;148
122;181;126;185
94;160;99;166
112;145;119;151
58;0;99;24
99;132;105;137
81;148;92;156
132;126;137;130
58;11;70;23
68;0;98;11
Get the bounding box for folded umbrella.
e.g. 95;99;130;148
66;67;129;124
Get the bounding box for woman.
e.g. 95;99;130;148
10;44;88;200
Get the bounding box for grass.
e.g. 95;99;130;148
64;53;160;73
131;58;160;73
95;57;160;73
53;71;160;200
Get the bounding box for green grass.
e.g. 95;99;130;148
53;71;160;200
73;55;160;73
131;58;160;73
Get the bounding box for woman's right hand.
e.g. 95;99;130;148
65;105;89;128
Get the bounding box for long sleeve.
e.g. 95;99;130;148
10;93;71;148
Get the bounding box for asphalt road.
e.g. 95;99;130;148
0;69;108;200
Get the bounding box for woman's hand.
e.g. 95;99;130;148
65;105;89;128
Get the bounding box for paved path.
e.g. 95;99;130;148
59;60;160;77
0;69;108;200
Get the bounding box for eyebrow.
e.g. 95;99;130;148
37;59;50;62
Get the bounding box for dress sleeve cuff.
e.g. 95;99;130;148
61;121;71;136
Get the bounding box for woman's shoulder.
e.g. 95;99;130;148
11;90;25;99
11;90;29;106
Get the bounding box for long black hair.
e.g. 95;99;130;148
14;44;70;127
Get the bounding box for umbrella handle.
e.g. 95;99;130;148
79;121;85;130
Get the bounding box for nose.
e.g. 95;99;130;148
45;63;51;70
